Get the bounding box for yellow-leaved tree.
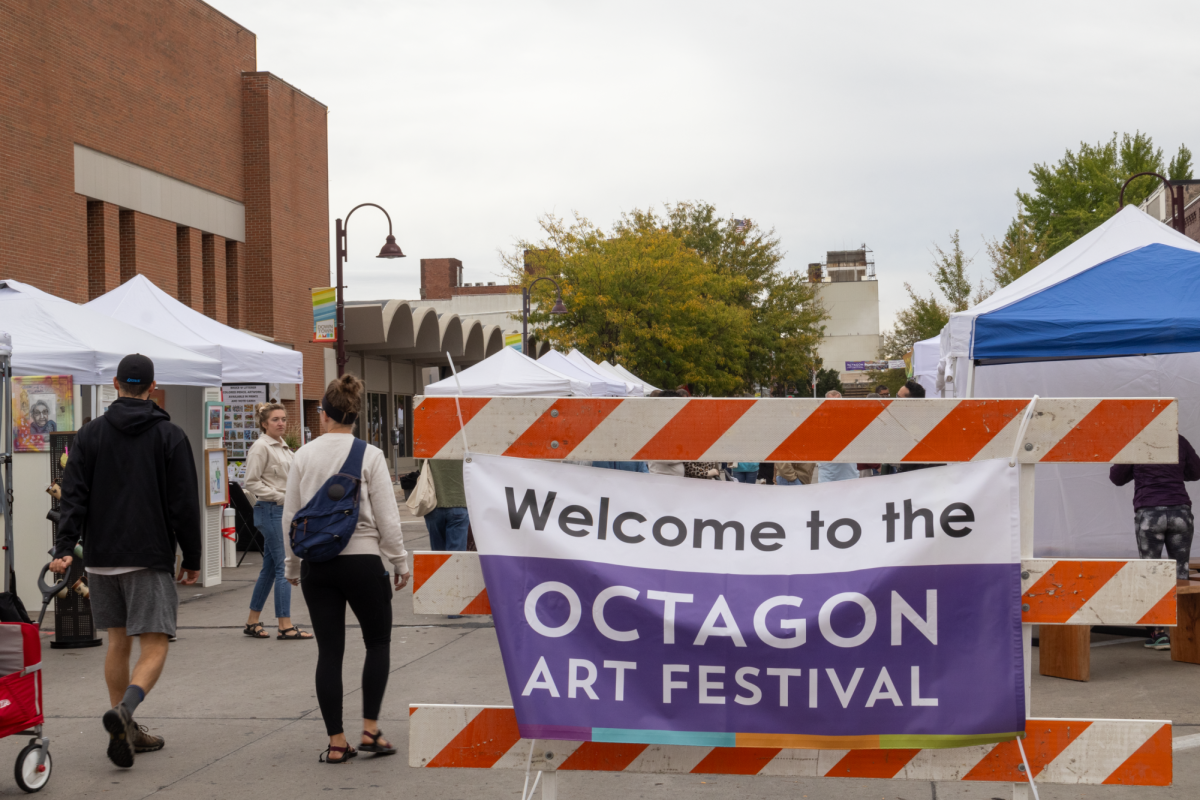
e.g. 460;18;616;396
502;203;826;396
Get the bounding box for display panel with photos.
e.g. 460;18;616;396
221;384;266;485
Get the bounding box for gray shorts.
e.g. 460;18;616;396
88;569;179;637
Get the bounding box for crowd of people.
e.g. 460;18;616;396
43;354;1194;770
50;355;410;768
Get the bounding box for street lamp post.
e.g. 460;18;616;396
334;203;406;377
1119;172;1186;234
521;276;567;357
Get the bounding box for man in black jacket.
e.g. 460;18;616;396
49;354;201;769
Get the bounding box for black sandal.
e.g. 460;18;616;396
320;744;357;764
360;729;396;755
243;622;269;639
277;626;312;640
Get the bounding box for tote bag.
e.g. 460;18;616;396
405;460;437;517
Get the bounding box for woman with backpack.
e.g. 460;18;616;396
283;374;410;763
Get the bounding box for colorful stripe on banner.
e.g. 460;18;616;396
408;705;1172;786
412;397;1177;464
411;552;1177;626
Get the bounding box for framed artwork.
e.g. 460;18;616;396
11;375;73;452
205;448;229;506
205;401;224;439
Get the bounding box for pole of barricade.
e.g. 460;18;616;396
1015;461;1036;800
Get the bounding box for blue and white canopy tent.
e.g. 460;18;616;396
938;206;1200;557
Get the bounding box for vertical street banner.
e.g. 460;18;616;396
465;454;1024;749
312;287;337;342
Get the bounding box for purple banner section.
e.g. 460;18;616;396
481;555;1024;740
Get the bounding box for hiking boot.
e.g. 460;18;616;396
1152;635;1171;651
102;705;136;768
132;723;165;753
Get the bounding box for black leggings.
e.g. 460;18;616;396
300;555;394;736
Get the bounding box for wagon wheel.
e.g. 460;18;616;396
14;741;51;793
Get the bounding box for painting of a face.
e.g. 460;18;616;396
31;401;50;428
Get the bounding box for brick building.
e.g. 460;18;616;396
1;0;328;431
1139;180;1200;243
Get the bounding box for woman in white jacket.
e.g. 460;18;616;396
283;374;410;763
242;402;311;640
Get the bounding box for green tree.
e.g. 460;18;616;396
1016;132;1193;257
931;230;973;313
984;212;1047;291
616;203;826;392
879;230;971;363
1169;144;1194;181
506;204;827;396
879;284;950;361
503;213;754;395
810;367;844;398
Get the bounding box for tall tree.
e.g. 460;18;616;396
1169;144;1194;181
984;213;1047;291
506;204;826;396
879;283;951;361
878;231;970;363
1016;132;1192;257
930;230;973;313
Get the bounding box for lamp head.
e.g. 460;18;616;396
377;234;406;259
551;296;567;315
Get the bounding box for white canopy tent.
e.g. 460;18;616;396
0;284;226;588
938;206;1200;396
935;208;1200;558
566;350;637;394
598;360;658;395
85;275;303;384
0;279;221;385
422;347;590;396
912;336;941;397
538;350;627;396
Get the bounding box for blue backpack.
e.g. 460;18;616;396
289;439;367;563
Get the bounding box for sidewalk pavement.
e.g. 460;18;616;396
20;494;1200;799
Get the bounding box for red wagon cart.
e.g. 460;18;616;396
0;623;50;792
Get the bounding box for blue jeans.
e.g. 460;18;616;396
775;477;803;486
731;471;758;484
425;506;470;551
592;461;649;473
250;503;291;617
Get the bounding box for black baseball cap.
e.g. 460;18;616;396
117;353;155;385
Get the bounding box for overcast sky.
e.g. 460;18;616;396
209;0;1199;328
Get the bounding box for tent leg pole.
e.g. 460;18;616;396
2;358;12;595
965;359;977;398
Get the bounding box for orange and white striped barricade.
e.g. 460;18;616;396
410;395;1179;799
411;553;1179;625
413;552;491;616
410;704;1172;787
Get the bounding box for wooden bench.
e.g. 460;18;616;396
1040;580;1200;680
1172;580;1200;664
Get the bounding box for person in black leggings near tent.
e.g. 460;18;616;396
1110;434;1200;650
283;374;410;762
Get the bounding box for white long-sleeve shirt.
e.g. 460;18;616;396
283;433;409;580
243;434;293;505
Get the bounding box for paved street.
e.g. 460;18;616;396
19;499;1200;799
